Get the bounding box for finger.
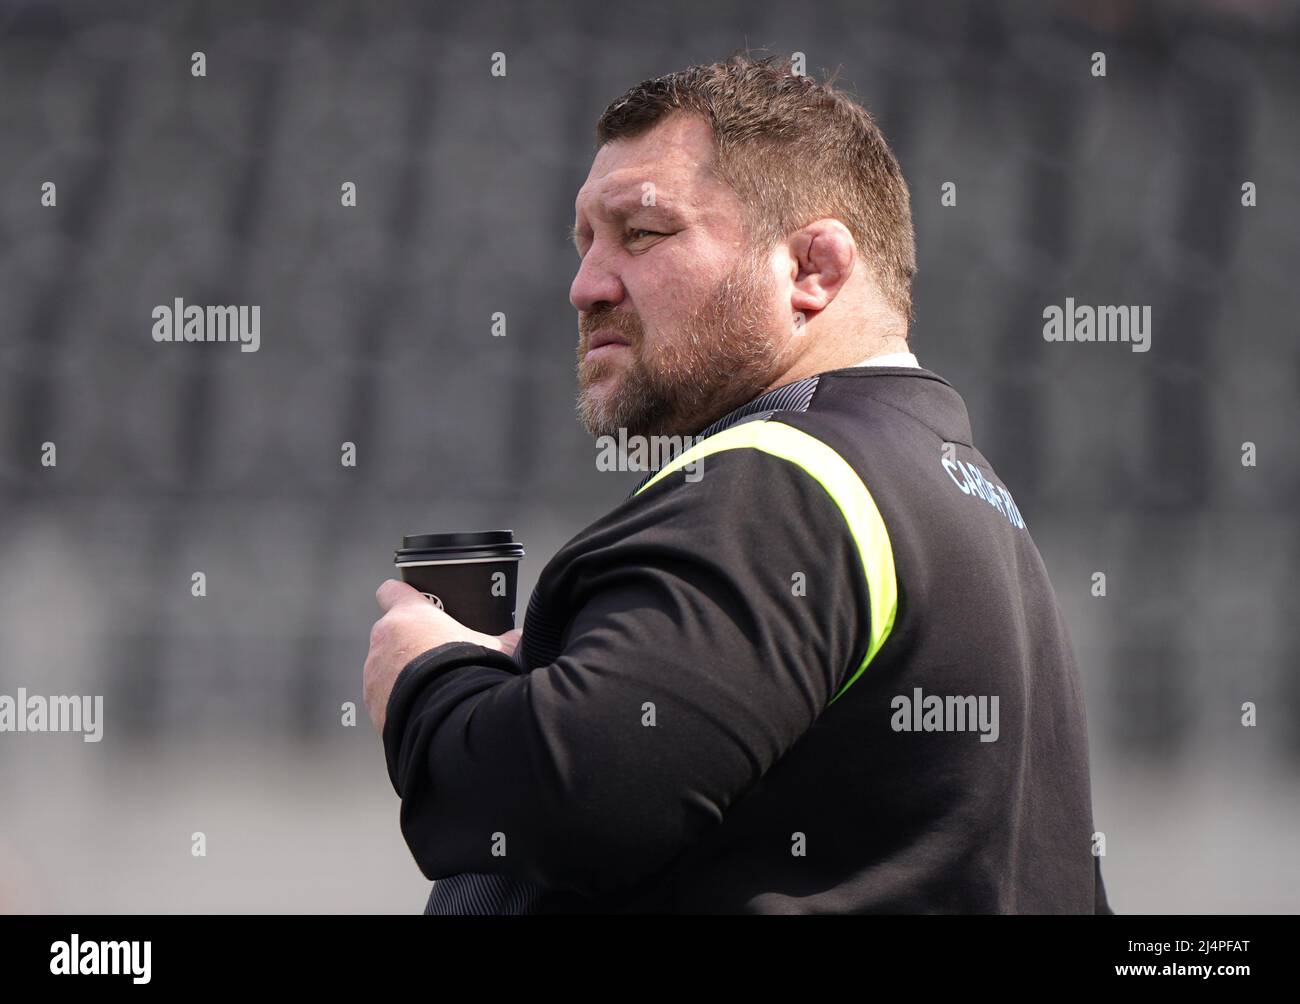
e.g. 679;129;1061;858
375;577;421;612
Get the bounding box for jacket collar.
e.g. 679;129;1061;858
625;375;821;497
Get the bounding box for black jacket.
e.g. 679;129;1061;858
383;365;1112;913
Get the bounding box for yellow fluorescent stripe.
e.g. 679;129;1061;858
633;420;897;706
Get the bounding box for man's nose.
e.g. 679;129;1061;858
569;251;625;314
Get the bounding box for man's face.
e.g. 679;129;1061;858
569;112;786;439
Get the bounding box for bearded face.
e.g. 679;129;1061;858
575;240;783;439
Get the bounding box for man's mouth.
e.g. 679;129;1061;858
584;330;632;357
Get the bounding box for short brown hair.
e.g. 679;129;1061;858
595;51;917;323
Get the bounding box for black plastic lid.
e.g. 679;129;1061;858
395;529;524;563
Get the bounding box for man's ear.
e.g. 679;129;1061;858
788;219;857;319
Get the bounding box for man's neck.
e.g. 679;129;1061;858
759;335;913;396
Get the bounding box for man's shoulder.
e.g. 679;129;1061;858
551;417;868;569
626;415;865;515
531;416;884;702
566;417;882;596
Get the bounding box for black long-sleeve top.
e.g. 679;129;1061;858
383;365;1112;914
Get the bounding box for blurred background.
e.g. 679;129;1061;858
0;0;1297;913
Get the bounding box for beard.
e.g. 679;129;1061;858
574;244;783;440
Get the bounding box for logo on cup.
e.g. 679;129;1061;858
420;592;444;610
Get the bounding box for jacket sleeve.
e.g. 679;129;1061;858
382;442;875;897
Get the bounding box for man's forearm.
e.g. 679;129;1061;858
381;641;596;891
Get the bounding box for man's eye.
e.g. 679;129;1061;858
626;228;664;240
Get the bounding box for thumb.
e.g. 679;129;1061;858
482;627;523;661
497;628;523;653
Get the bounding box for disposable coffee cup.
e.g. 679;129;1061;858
393;530;524;635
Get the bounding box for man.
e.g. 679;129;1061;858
364;53;1112;914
